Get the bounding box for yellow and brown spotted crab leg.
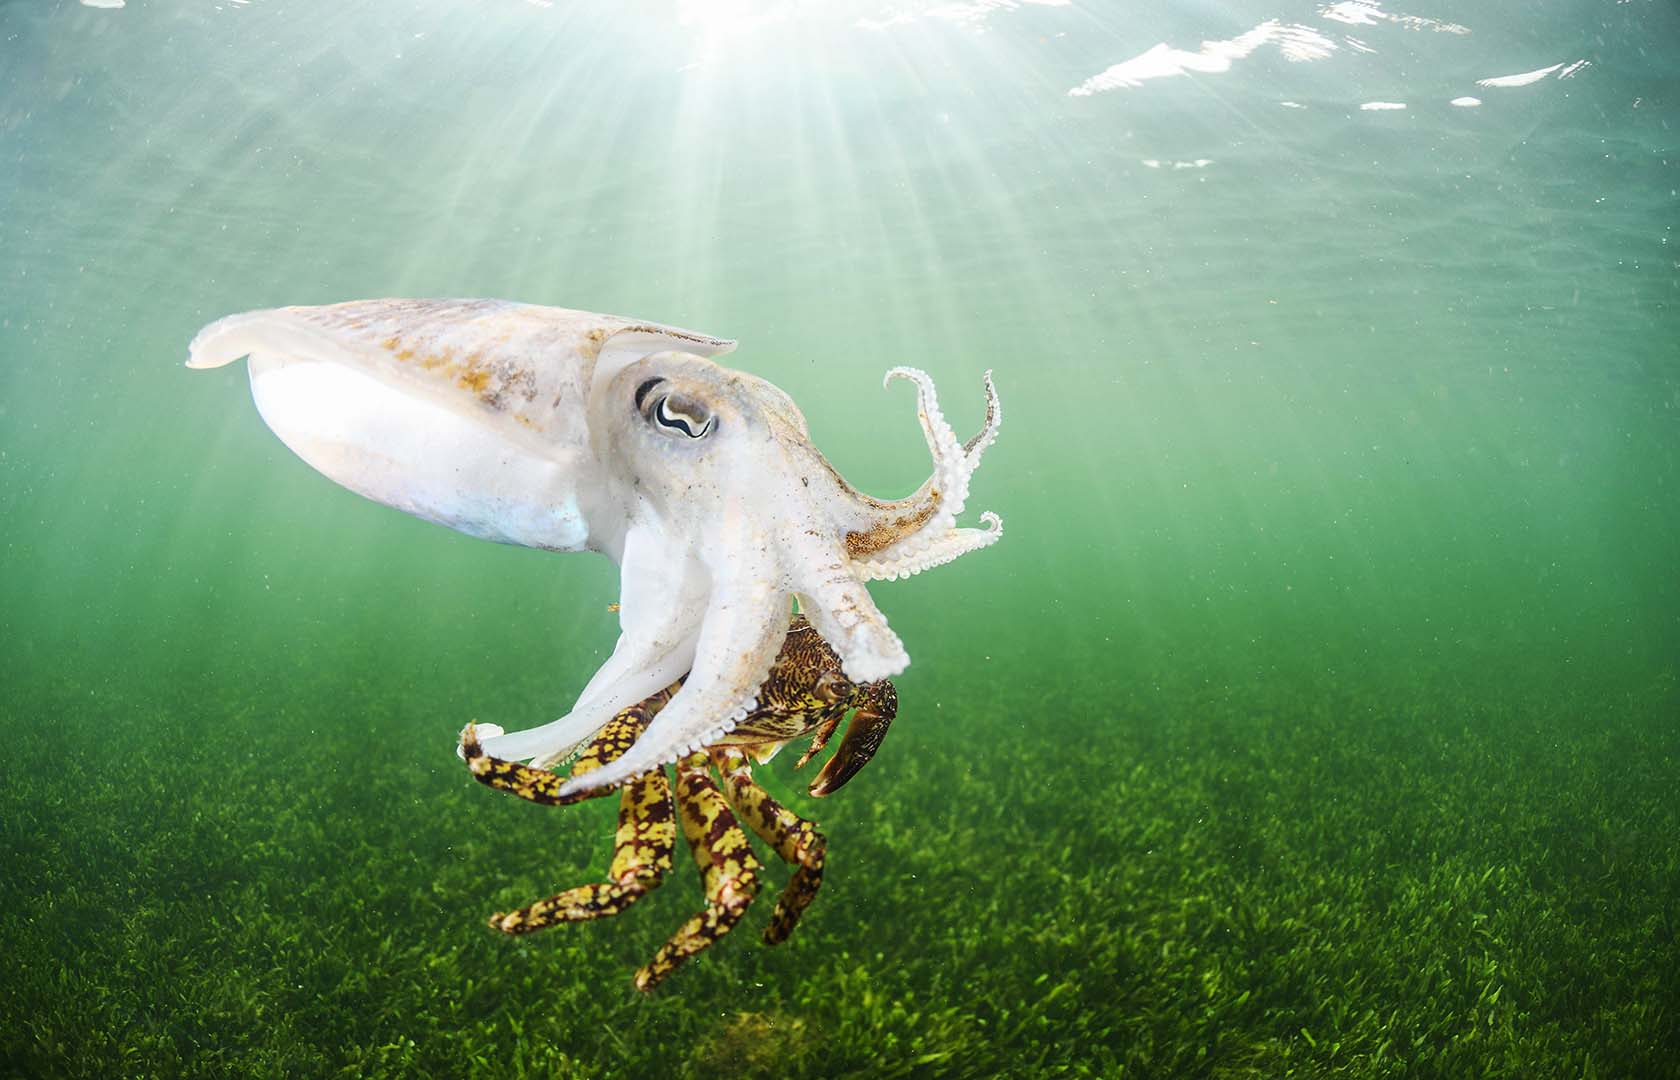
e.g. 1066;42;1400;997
709;680;895;945
460;695;678;933
634;751;764;990
716;748;826;944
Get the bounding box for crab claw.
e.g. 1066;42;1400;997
806;681;898;797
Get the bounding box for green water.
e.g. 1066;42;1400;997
3;0;1677;1075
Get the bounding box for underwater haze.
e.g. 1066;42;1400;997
2;0;1677;1076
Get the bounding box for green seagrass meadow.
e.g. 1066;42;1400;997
4;650;1674;1077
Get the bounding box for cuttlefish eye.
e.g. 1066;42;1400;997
635;377;716;440
633;376;665;412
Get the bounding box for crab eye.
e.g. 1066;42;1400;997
651;394;715;439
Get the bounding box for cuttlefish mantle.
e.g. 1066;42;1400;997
187;299;1001;794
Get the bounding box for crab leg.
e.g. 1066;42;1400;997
715;749;827;945
458;687;677;807
635;752;762;992
460;704;678;934
486;770;675;933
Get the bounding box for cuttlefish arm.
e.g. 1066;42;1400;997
555;493;794;794
850;368;1003;581
564;580;789;795
477;519;709;768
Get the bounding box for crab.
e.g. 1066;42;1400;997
458;613;897;991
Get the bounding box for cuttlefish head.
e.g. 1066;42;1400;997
532;349;1003;794
594;351;905;676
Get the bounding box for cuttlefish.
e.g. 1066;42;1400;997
188;299;1001;794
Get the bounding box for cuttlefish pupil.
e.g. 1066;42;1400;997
653;395;714;439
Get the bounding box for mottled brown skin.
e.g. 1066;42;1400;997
459;613;896;991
